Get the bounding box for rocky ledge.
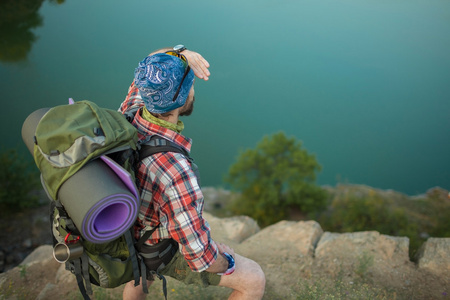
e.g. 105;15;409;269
0;212;449;299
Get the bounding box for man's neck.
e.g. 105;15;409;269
161;113;179;125
142;107;184;133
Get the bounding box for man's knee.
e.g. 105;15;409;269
236;257;266;298
219;254;266;297
246;260;266;293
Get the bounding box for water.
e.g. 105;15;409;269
1;0;449;195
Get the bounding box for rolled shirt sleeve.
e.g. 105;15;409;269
153;152;219;272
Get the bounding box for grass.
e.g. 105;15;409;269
293;271;397;300
294;280;396;300
355;251;374;278
290;251;396;300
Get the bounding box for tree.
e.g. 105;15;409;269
0;0;44;62
225;132;327;226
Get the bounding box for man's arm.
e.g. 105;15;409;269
157;153;234;274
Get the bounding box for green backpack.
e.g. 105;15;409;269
34;100;139;201
27;99;193;300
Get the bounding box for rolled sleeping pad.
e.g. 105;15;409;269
58;156;139;243
21;108;50;154
22;108;140;243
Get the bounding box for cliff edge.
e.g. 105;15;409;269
0;212;449;299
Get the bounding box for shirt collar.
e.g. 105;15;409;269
133;107;192;153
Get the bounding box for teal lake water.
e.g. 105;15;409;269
1;0;449;195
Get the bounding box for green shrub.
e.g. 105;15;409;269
425;189;450;238
0;148;40;213
319;194;415;235
225;132;327;227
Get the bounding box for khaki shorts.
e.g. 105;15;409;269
159;251;221;287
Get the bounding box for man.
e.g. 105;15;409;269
121;46;266;300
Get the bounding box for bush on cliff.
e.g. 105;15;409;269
0;148;40;213
225;132;327;227
318;193;416;237
315;187;450;256
420;188;450;238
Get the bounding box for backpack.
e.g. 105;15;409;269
22;99;197;300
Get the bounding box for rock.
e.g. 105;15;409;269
315;231;411;277
36;283;57;300
56;262;75;284
316;231;409;262
240;220;323;262
0;245;61;300
204;212;260;246
221;215;260;243
20;245;53;267
236;220;323;299
415;237;450;275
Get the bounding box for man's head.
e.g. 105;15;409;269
134;53;195;114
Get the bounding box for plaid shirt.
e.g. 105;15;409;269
119;82;218;272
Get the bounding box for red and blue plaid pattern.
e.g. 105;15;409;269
119;82;218;272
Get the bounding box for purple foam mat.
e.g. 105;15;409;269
82;193;136;241
59;157;140;244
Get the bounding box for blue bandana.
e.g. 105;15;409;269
134;53;194;113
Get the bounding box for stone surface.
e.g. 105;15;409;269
20;245;53;266
415;237;450;275
204;212;260;247
315;231;410;263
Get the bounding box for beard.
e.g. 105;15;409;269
179;96;195;116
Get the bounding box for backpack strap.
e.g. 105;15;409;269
123;106;140;123
125;223;168;295
80;252;92;296
133;225;160;295
124;229;142;290
134;135;199;300
73;257;91;300
139;136;191;161
139;135;201;186
135;224;160;249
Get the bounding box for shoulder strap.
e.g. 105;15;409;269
138;136;191;162
138;136;201;186
123;106;140;123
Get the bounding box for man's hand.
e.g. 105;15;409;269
149;48;211;81
205;241;235;274
216;242;235;257
181;50;210;81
